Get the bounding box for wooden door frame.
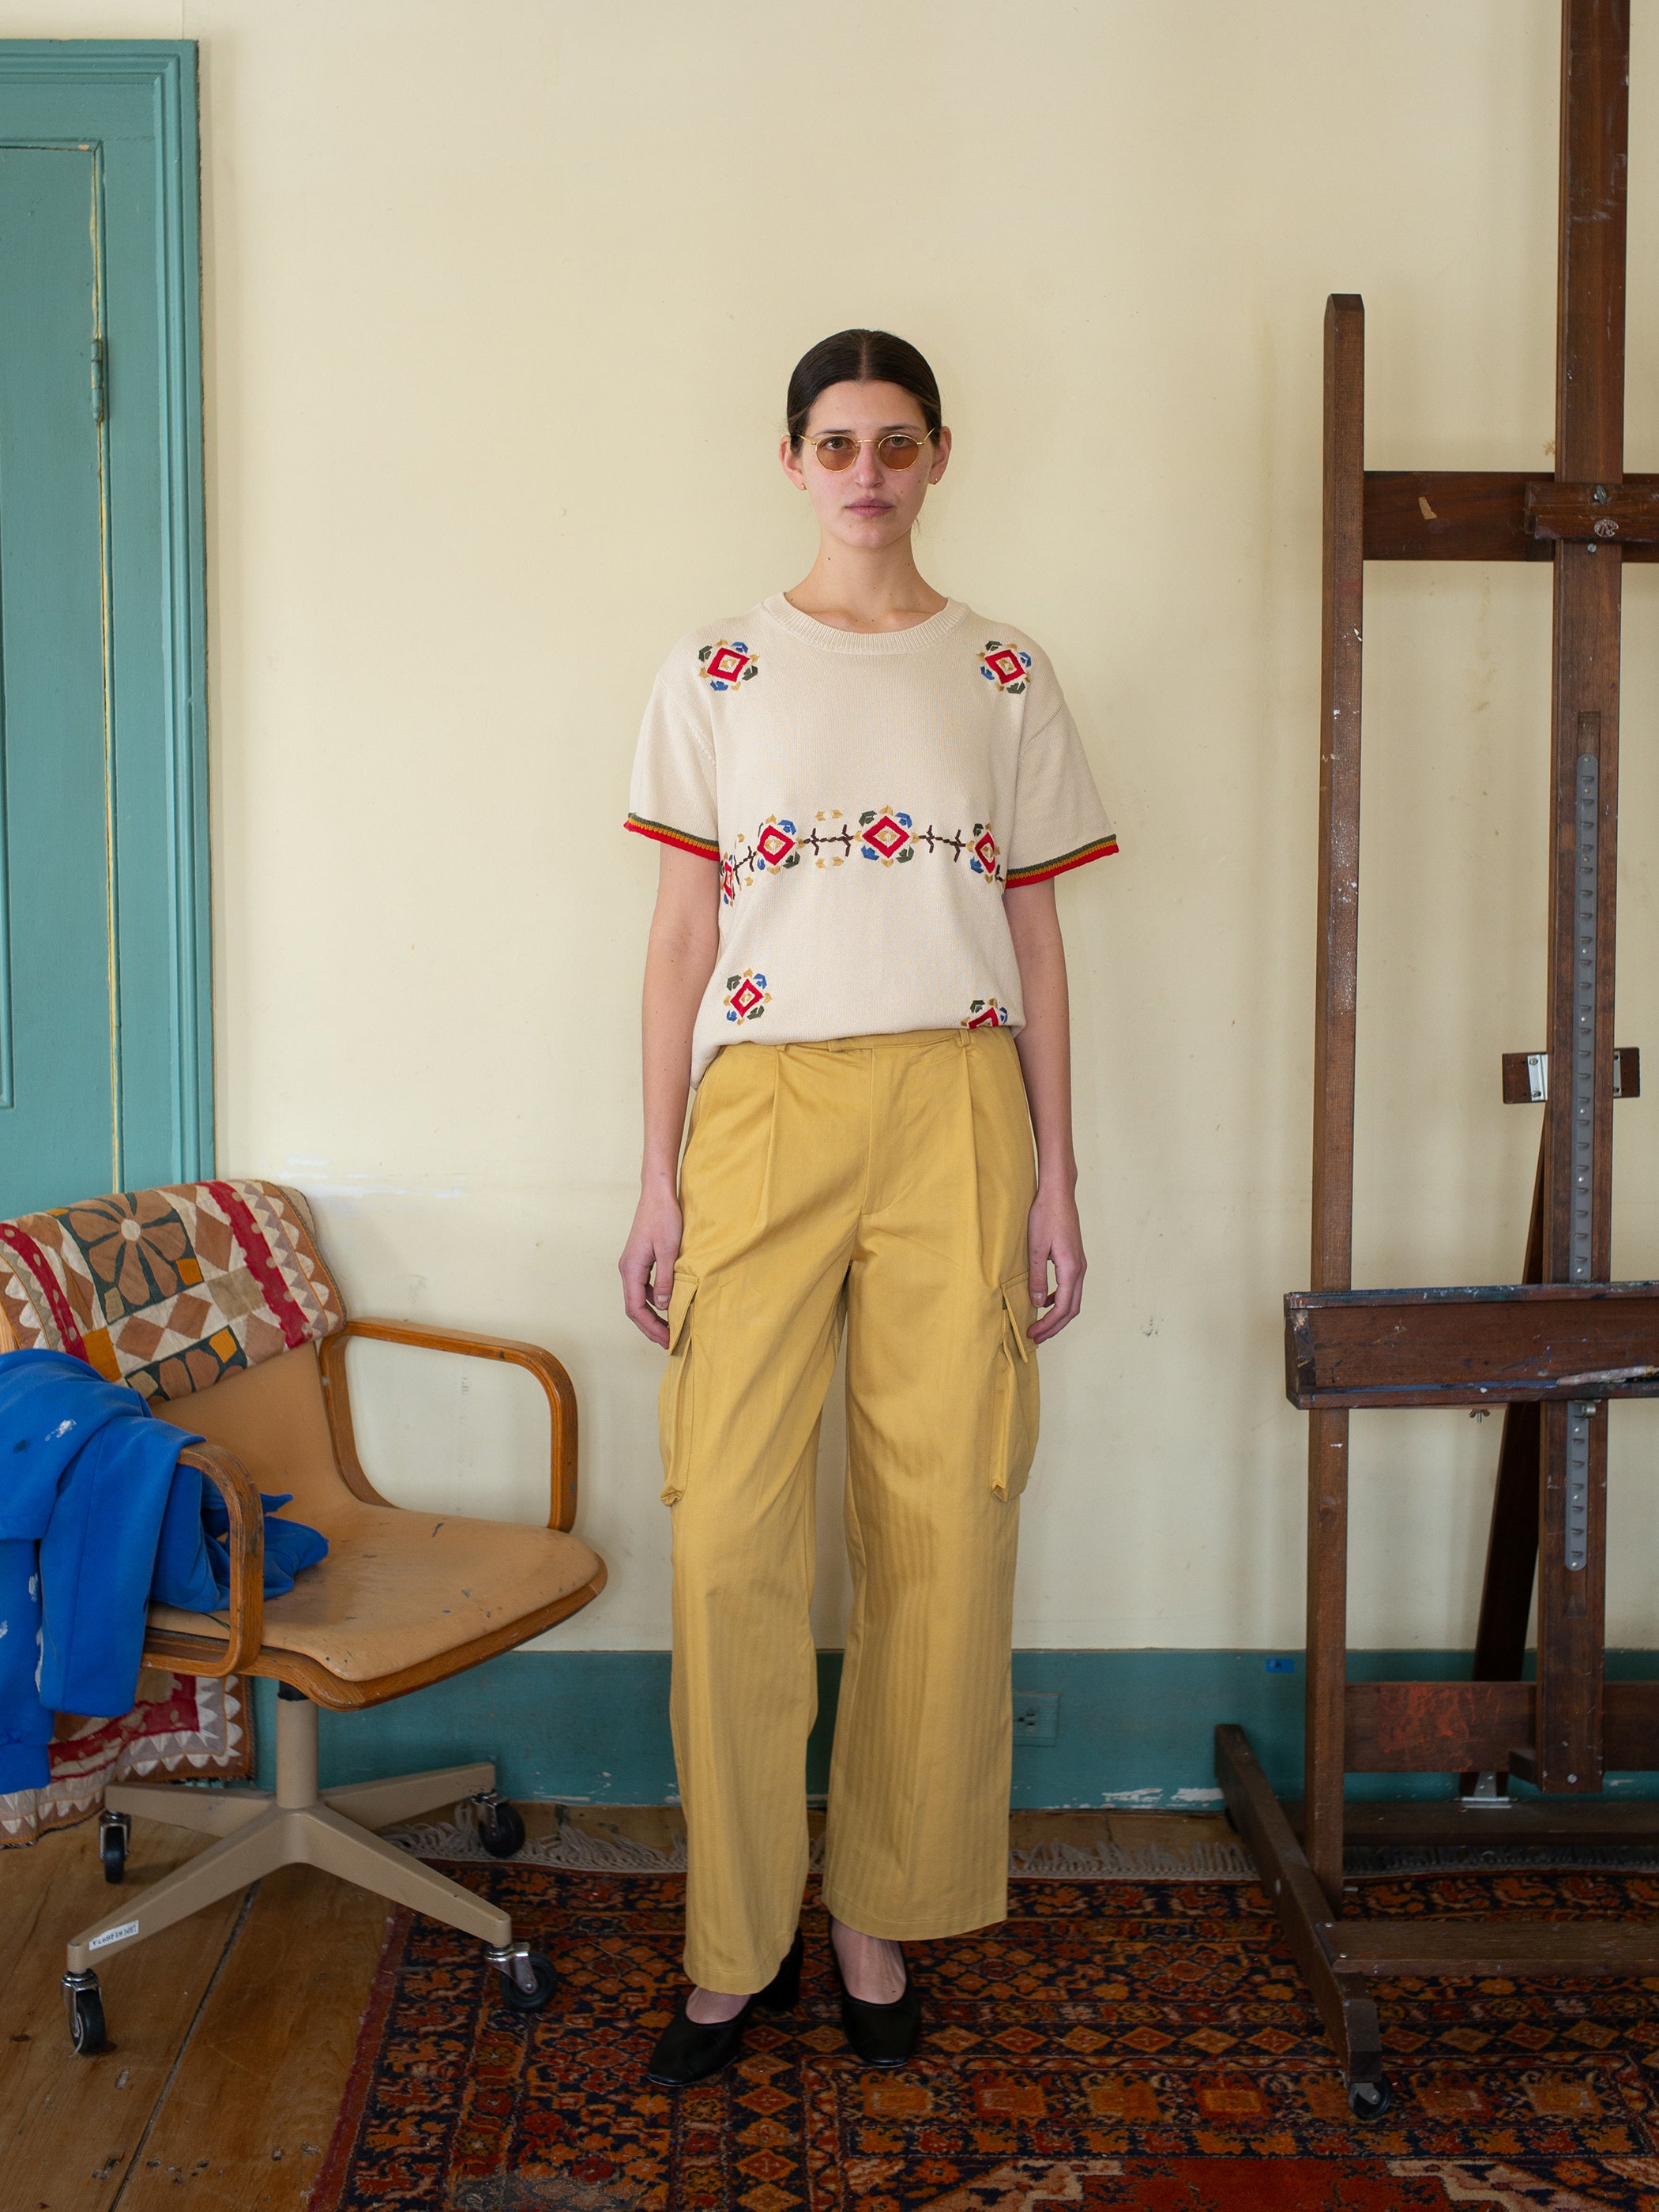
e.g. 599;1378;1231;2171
0;40;211;1190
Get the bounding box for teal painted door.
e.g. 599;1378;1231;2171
0;145;115;1215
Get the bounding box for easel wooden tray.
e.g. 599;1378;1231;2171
1285;1281;1659;1409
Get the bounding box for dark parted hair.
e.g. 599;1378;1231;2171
784;329;942;450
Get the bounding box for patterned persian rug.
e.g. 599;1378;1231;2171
310;1861;1659;2211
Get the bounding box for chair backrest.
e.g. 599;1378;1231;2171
0;1179;346;1402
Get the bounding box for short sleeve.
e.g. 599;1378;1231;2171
1003;642;1118;887
626;643;719;862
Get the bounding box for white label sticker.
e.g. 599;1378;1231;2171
89;1920;139;1951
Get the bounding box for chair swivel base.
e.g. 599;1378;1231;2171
62;1693;554;2054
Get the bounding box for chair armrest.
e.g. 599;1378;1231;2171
317;1319;580;1533
172;1441;266;1673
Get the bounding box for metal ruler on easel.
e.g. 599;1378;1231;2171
1565;749;1599;1572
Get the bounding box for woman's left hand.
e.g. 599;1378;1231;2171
1025;1183;1086;1343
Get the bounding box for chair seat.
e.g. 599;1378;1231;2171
148;1496;603;1683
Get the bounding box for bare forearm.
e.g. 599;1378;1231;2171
621;848;720;1345
1007;886;1077;1188
640;910;717;1189
1004;878;1085;1336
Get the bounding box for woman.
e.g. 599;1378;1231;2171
619;328;1116;2086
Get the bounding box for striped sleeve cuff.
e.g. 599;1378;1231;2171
1005;835;1119;889
625;813;720;862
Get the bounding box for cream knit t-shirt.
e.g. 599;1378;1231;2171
626;592;1117;1086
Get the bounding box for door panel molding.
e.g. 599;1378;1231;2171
0;41;210;1194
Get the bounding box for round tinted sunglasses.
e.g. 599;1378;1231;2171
800;431;935;472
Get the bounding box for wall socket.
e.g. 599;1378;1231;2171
1012;1692;1059;1745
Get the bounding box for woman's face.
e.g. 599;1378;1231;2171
780;378;951;551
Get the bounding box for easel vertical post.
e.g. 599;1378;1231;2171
1306;294;1365;1902
1534;0;1627;1795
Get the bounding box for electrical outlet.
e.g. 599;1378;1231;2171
1012;1693;1059;1745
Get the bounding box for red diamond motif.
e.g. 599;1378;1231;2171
986;649;1025;685
736;2185;795;2212
756;825;796;866
708;646;749;683
968;1006;1002;1029
974;830;999;871
737;2086;791;2117
736;2151;793;2182
864;814;910;858
729;979;764;1018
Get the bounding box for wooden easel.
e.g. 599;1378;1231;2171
1216;0;1659;2116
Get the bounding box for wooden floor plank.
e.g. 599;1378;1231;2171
115;1862;389;2212
2;1817;243;2212
3;1800;1250;2212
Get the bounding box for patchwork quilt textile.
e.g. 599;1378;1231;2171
0;1176;336;1838
0;1177;344;1401
0;1670;248;1845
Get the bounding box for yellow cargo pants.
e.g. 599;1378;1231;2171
659;1025;1040;1993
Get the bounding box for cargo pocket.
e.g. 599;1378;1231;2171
656;1269;698;1504
991;1273;1041;1500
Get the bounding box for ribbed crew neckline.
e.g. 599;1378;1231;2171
759;591;967;656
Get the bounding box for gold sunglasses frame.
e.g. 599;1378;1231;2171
798;429;937;471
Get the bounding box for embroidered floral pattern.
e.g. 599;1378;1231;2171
723;969;770;1022
979;639;1032;692
721;818;800;903
754;817;799;871
719;808;1004;898
963;996;1012;1029
859;809;915;865
698;639;759;692
810;808;848;871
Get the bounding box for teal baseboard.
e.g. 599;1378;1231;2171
248;1649;1659;1808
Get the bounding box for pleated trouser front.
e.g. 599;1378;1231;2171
658;1025;1040;1993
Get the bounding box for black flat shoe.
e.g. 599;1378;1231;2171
645;1928;803;2086
830;1937;921;2067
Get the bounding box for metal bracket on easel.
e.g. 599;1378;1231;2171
1499;1044;1635;1102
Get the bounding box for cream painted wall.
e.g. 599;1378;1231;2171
9;0;1659;1651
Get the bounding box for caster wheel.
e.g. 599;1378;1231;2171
497;1953;556;2013
66;1981;107;2056
1347;2075;1393;2122
99;1813;129;1884
476;1796;526;1859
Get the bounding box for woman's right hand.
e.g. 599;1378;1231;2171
620;1182;683;1347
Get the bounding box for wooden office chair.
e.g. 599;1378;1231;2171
0;1179;607;2053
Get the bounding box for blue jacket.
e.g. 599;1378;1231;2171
0;1348;326;1793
